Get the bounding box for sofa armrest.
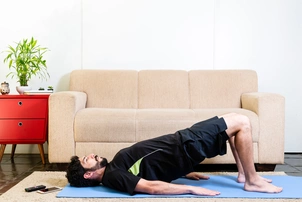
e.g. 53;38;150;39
48;91;87;163
241;92;285;164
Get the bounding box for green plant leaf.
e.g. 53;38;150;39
2;37;50;85
8;60;13;68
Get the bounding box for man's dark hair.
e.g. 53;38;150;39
65;156;100;187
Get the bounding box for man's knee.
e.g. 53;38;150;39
221;113;251;135
237;114;251;131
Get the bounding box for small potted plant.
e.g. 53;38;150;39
47;86;54;91
2;37;50;94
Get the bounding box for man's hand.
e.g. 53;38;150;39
185;172;210;180
135;178;220;196
189;185;220;196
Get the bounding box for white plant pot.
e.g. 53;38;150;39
16;86;32;95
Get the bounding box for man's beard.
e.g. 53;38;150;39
86;156;108;171
99;157;108;167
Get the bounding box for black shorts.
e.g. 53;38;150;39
178;116;229;166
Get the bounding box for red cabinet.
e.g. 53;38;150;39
0;95;49;164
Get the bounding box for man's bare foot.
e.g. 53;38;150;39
244;176;282;193
237;173;245;183
261;176;272;183
237;173;272;183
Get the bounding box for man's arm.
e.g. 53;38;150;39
134;178;220;196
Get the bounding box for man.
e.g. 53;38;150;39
66;113;282;196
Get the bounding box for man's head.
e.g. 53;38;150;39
65;154;108;187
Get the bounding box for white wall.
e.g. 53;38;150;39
0;0;301;153
0;0;82;154
83;0;214;69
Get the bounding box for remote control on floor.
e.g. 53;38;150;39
25;185;46;192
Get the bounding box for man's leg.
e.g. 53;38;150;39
219;113;282;193
229;133;273;183
218;113;245;182
228;136;245;182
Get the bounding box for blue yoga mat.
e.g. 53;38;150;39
57;175;302;198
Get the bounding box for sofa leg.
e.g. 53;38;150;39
255;164;276;171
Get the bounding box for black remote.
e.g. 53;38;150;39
25;185;46;192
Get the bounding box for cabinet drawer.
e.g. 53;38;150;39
0;99;48;118
0;119;46;143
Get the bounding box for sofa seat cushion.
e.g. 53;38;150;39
192;108;259;142
75;108;136;142
136;109;196;141
137;108;259;142
75;108;259;143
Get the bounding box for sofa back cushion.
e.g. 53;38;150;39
69;69;257;109
70;70;138;108
189;70;258;108
138;70;190;108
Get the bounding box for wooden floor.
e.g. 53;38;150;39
0;153;302;196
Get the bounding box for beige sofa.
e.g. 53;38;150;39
48;69;285;170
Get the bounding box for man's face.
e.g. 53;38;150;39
80;153;108;171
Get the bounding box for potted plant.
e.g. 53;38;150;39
3;37;50;94
47;86;54;91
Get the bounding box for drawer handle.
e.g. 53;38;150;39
18;101;23;106
18;122;23;127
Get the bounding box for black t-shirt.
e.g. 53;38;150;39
101;133;193;195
